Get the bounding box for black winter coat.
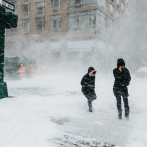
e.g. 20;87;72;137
113;68;131;97
81;73;95;94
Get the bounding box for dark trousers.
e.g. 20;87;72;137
116;95;130;116
82;90;97;109
82;90;97;102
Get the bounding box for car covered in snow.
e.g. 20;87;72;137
4;56;36;78
4;56;24;78
135;67;147;78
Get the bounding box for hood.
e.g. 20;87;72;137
117;58;125;68
88;67;95;73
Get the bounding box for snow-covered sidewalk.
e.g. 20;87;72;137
0;74;147;147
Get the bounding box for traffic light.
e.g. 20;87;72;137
4;12;12;28
0;6;18;99
3;12;18;28
11;14;18;28
0;13;4;26
0;39;5;50
0;7;5;13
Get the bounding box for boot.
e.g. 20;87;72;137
118;109;122;119
118;115;122;119
88;101;93;112
125;108;129;119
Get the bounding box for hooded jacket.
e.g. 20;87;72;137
81;67;96;93
113;59;131;96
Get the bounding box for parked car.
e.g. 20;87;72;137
4;56;36;78
4;56;24;78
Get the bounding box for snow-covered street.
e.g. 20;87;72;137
1;0;147;146
0;73;147;147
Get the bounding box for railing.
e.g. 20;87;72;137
68;1;107;11
68;24;105;32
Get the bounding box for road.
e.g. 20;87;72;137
0;73;147;147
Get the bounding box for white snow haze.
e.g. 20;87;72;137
1;0;147;147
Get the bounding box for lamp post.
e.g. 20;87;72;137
0;1;18;99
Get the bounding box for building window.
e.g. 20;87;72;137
22;19;30;32
68;12;83;30
74;0;82;8
81;11;89;29
97;11;106;29
99;0;107;8
51;15;61;30
100;16;106;28
68;0;105;9
122;3;124;10
116;10;119;19
22;4;30;13
51;0;61;8
110;4;113;14
81;0;88;7
68;10;106;30
117;0;119;5
36;2;45;11
36;17;45;31
68;0;107;9
89;13;96;28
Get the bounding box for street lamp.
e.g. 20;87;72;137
0;1;18;99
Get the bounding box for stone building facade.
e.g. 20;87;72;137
5;0;131;64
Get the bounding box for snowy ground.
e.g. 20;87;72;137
0;72;147;147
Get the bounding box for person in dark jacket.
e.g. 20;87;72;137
81;67;97;112
113;59;131;119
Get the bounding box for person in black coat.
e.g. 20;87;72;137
81;67;97;112
113;59;131;119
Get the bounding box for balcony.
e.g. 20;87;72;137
68;24;105;33
68;1;107;11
